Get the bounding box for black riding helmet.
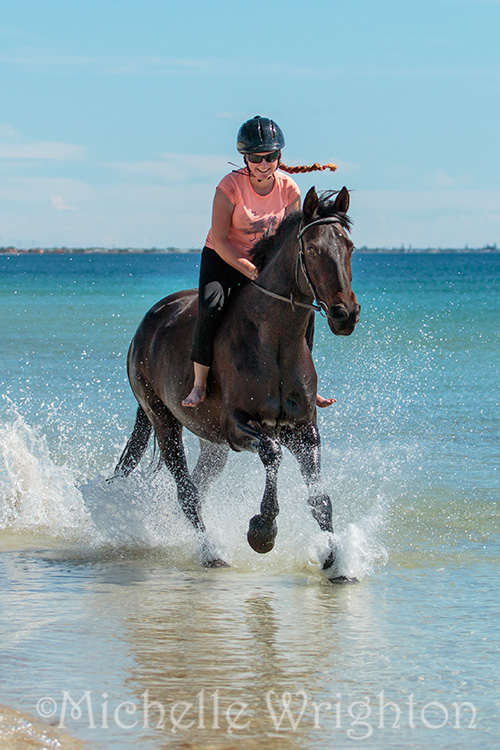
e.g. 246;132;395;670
236;115;285;154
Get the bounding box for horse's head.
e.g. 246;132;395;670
299;186;360;336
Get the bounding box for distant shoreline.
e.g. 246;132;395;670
1;245;498;255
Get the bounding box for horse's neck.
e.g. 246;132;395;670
234;282;311;357
234;237;312;353
257;236;309;301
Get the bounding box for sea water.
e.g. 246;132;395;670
0;252;498;749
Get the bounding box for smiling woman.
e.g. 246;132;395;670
182;115;301;407
183;115;340;409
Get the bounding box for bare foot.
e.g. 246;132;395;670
182;385;206;407
316;394;336;408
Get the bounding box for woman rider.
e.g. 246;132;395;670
182;115;335;409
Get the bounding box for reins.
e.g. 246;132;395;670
251;217;344;317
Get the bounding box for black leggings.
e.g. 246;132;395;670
191;247;247;366
190;246;315;366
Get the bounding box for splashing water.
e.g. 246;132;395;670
0;409;90;534
0;401;390;580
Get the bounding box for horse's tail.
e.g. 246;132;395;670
111;405;153;479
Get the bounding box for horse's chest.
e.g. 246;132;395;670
220;333;315;426
252;372;315;428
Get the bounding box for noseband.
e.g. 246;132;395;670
252;216;345;317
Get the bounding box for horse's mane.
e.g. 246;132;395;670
250;191;352;271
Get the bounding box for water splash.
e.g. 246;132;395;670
0;408;90;534
1;402;390;579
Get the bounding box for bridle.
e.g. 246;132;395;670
252;216;345;317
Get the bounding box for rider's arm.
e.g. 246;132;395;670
210;188;259;280
285;196;301;216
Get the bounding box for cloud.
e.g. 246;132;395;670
0;125;84;161
351;189;500;248
0;141;84;160
215;111;248;121
2;48;498;82
0;123;21;140
430;169;454;189
51;195;77;211
0;48;221;77
0;176;212;248
1;175;498;249
108;152;231;183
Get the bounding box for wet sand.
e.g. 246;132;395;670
0;704;84;750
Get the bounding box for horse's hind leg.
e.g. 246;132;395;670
151;406;228;568
109;405;152;480
191;439;229;497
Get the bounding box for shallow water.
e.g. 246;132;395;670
1;252;499;748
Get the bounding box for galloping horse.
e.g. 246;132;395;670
112;187;360;580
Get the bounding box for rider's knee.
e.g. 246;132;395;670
202;281;225;311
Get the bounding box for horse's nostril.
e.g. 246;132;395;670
329;304;349;321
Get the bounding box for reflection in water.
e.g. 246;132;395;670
120;568;384;748
0;546;495;749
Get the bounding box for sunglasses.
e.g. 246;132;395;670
246;150;280;164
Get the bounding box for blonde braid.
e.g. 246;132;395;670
280;162;337;174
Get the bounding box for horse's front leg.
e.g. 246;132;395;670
281;423;333;533
248;436;283;553
227;409;283;554
281;423;338;573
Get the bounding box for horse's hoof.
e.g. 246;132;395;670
322;549;337;571
247;514;277;554
321;546;357;583
204;558;230;569
328;575;359;585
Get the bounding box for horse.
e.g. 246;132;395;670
112;186;360;581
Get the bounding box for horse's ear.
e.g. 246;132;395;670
334;186;350;214
303;186;318;223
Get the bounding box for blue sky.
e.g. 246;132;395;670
1;0;499;249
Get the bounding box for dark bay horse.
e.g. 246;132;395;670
112;186;360;580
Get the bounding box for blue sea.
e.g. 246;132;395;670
0;251;498;749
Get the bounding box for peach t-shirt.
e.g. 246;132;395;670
205;169;300;258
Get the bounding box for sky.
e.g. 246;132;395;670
0;0;499;249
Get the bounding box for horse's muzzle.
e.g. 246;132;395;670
328;302;361;335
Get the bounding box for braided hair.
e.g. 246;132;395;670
280;162;337;174
232;157;338;177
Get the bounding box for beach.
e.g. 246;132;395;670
1;251;498;748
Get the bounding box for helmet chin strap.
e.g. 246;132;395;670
244;155;279;182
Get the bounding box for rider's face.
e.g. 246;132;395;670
245;151;280;181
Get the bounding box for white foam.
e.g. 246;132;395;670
1;404;390;578
0;411;91;535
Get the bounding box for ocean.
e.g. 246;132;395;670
0;251;498;749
